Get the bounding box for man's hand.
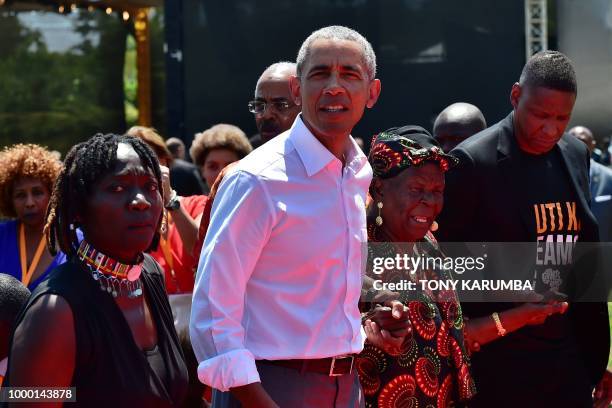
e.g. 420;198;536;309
371;289;400;304
518;301;568;326
507;290;568;326
367;301;411;338
361;276;399;304
364;318;405;356
593;369;612;408
160;165;173;205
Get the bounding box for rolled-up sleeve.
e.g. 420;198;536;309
189;169;275;391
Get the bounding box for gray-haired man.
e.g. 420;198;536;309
191;26;409;408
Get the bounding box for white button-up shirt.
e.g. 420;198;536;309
190;116;372;391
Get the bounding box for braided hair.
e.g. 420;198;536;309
45;133;163;257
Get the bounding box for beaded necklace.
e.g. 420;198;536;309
77;240;143;298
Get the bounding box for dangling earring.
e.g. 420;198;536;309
430;220;439;232
376;202;384;226
160;209;168;235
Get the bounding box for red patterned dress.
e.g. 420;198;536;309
358;230;476;408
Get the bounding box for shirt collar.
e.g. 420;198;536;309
346;134;369;175
289;114;368;177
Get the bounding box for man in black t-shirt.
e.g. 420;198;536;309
438;51;611;407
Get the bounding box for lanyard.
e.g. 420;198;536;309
159;236;175;272
19;223;47;287
159;212;181;291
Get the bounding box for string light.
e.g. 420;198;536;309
87;5;94;12
58;5;65;13
122;11;130;21
70;3;77;12
105;7;112;15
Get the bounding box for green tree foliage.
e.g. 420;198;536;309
124;34;138;127
0;10;128;154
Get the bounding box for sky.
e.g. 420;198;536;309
17;10;100;53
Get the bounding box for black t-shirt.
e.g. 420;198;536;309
464;147;593;407
518;147;582;289
513;147;580;343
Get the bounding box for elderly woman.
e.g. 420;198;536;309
189;124;252;189
4;134;188;406
358;126;567;407
0;144;64;290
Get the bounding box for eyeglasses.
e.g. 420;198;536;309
248;100;294;114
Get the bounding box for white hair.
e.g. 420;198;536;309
296;25;377;80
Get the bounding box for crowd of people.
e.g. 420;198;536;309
0;25;611;408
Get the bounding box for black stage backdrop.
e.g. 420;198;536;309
165;0;524;150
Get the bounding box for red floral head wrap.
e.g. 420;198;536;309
368;125;458;179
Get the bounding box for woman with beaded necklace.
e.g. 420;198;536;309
4;134;188;407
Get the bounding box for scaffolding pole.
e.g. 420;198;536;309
525;0;548;60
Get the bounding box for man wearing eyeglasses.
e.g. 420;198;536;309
248;62;301;148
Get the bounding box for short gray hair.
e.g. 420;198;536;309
296;26;377;80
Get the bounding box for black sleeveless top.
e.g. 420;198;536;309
4;254;189;407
